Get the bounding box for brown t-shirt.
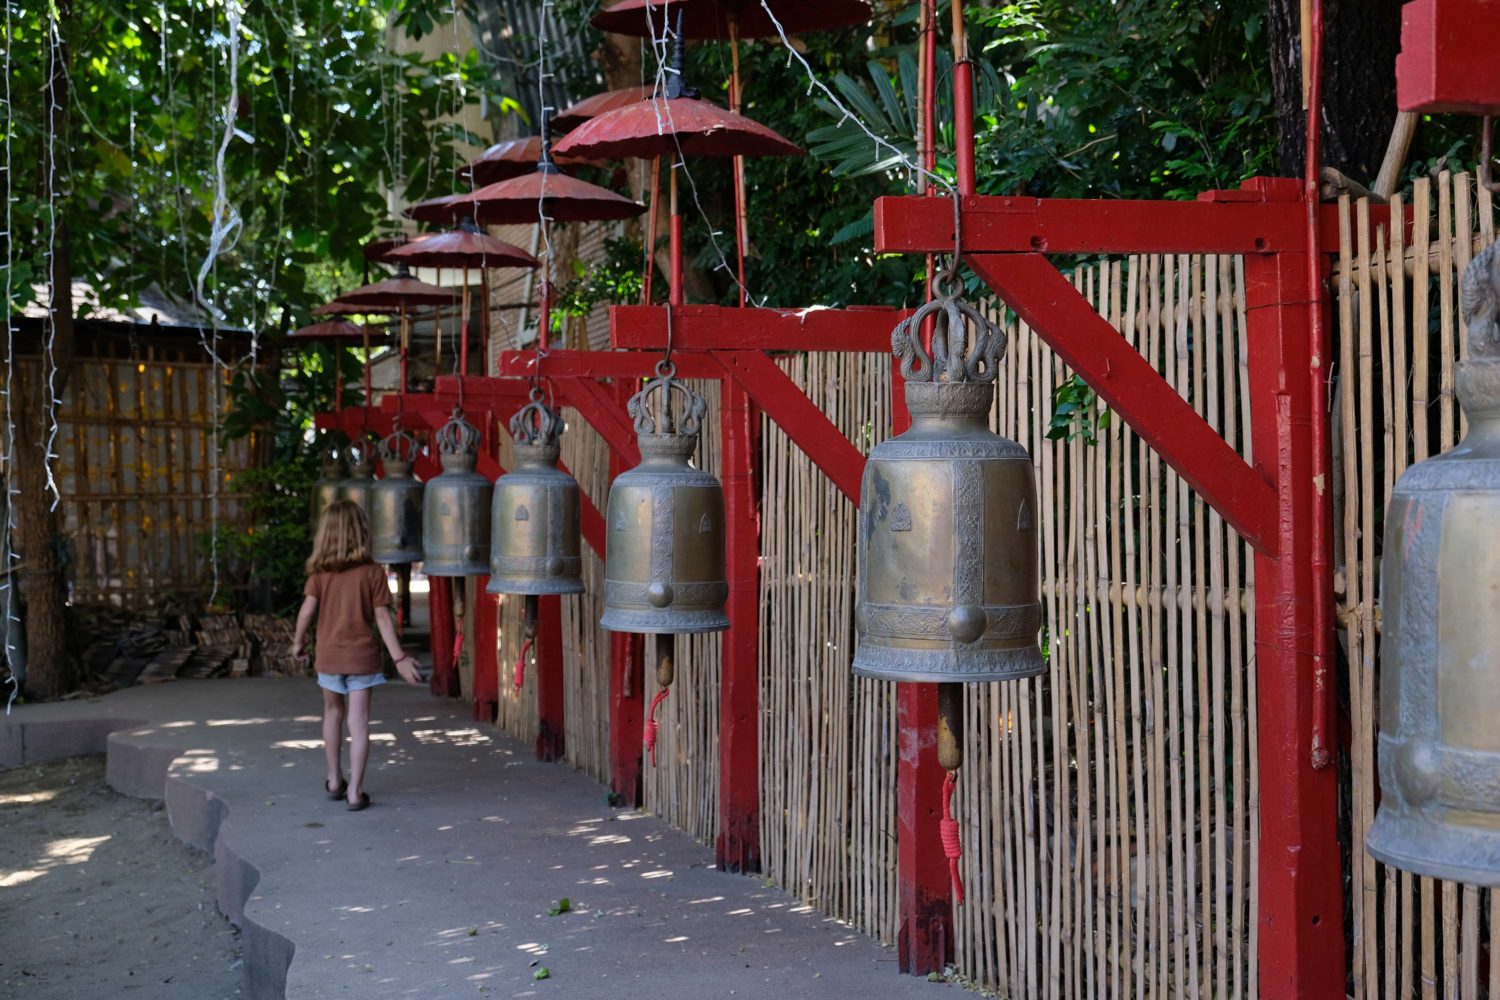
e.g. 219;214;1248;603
304;563;392;675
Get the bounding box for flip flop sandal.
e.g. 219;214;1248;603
347;792;371;812
325;778;348;800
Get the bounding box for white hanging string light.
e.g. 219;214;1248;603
2;0;17;712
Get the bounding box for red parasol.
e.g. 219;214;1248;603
590;0;870;40
550;94;802;160
409;169;644;226
553;85;655;131
291;320;389;341
361;233;414;261
312;299;401;317
336;268;459;308
455;136;587;185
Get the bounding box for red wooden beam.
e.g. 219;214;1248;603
1396;0;1500;114
495;348;721;381
875;189;1397;256
717;378;761;873
472;577;499;723
535;594;567;761
1242;248;1345;999
609;304;902;353
428;576;460;698
607;380;646;808
962;252;1280;557
713;351;866;503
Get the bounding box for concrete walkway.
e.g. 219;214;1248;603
1;679;951;999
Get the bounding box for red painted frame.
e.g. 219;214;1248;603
874;177;1354;997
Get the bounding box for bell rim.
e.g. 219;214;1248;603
599;609;730;635
1368;810;1500;887
485;578;587;596
372;551;425;566
850;642;1045;683
420;559;493;577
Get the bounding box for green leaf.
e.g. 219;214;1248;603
533;967;551;981
548;898;571;916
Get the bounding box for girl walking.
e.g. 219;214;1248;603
291;500;421;810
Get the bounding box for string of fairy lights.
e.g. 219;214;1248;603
2;0;15;711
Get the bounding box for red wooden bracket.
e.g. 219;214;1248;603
875;186;1400;256
472;576;499;723
1396;0;1500;114
962;252;1280;557
609;304;902;353
713;351;866;503
554;376;642;467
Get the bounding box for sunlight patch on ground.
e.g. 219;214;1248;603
273;739;324;750
0;789;59;806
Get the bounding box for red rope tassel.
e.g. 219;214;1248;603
514;636;533;693
452;623;464;666
940;769;965;905
644;688;670;767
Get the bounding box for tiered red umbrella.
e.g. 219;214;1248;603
553;29;800;305
590;0;870;40
587;1;865;303
330;267;460;419
456;137;588;186
312;299;400;317
553;85;654;132
291;319;391;413
383;222;541;383
407;124;646;350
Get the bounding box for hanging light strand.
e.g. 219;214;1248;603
2;0;16;712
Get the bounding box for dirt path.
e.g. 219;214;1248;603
0;755;243;998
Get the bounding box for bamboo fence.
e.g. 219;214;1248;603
478;171;1496;997
51;349;252;607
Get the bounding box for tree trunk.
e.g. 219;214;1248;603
1266;0;1403;185
19;5;77;700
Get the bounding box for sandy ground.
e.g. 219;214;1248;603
0;755;243;998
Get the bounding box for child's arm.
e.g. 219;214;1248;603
374;605;421;684
290;595;317;666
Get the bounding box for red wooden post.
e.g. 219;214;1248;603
1241;185;1345;999
428;575;460;698
472;577;499;723
536;594;567;761
608;380;646;807
717;377;761;873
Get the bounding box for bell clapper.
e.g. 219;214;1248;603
514;594;540;692
644;635;675;768
937;682;967;905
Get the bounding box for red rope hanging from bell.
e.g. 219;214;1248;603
644;688;670;766
514;636;533;692
940;769;965;905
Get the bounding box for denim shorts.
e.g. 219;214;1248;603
317;672;386;695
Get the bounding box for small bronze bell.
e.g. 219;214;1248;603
487;389;584;596
1368;243;1500;884
853;270;1043;684
369;428;425;566
600;363;729;634
422;408;492;577
336;438;377;514
311;447;346;527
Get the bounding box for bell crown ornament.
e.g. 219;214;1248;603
422;407;492;576
1368;241;1500;884
853;261;1043;683
600;362;729;634
369;426;424;565
487;388;584;596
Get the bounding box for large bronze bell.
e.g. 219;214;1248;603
1368;243;1500;884
487;389;584;596
421;408;492;577
311;446;346;527
369;428;425;565
853;269;1043;683
600;363;729;634
336;438;376;514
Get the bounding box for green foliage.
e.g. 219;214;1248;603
206;453;318;613
551;237;645;330
3;0;500;329
1046;373;1111;445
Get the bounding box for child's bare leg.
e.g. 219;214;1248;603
322;689;346;790
346;688;372;802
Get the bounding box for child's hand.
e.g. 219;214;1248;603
291;641;308;667
394;655;422;685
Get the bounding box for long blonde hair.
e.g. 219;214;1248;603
306;500;373;575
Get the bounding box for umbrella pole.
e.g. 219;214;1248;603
480;268;492;373
362;323;372;430
539;258;552;351
334;344;343;414
670;164;683;306
643;155;661;305
730;18;747;307
460;265;471;377
399;303;409;395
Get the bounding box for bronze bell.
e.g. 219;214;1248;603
336;438;376;514
600;363;729;634
853;269;1043;683
421;408;492;576
311;446;346;527
1368;243;1500;884
369;428;425;565
487;390;584;596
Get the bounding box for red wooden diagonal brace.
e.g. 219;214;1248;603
556;376;641;467
713;350;865;503
962;252;1280;557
